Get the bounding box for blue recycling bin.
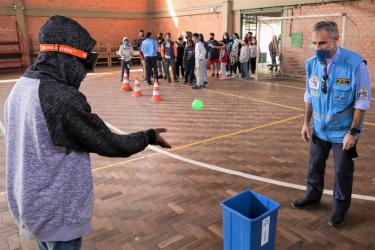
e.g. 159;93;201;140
221;190;280;250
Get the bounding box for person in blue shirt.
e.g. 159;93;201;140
291;21;371;227
141;32;158;85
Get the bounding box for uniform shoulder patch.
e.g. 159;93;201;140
356;88;368;99
309;75;320;89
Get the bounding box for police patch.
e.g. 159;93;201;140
309;75;319;89
336;78;349;85
356;88;368;99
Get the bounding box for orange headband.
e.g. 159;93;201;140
39;44;88;59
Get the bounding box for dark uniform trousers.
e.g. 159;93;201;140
305;134;357;216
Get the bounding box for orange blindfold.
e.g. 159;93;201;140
39;44;99;72
40;44;88;59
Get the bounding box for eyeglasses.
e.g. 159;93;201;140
321;64;328;94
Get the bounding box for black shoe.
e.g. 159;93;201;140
164;76;167;79
147;81;152;85
290;198;320;209
158;75;163;78
328;214;345;227
174;79;179;83
168;78;171;83
204;81;209;86
192;85;201;89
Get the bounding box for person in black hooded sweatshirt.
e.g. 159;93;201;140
4;15;171;250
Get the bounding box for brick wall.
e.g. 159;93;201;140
1;1;147;46
23;0;147;11
280;0;375;86
25;16;146;45
1;0;374;86
232;10;241;35
152;0;166;12
152;0;221;12
0;16;18;41
150;13;223;41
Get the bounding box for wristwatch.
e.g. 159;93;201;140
349;127;361;136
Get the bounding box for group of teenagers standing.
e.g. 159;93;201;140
118;30;258;89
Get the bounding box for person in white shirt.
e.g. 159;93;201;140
192;33;206;89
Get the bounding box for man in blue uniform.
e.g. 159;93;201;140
141;32;159;85
291;21;371;226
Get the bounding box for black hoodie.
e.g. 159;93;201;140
24;15;156;156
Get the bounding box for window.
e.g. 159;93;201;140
241;14;257;39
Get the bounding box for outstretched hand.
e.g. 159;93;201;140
154;128;172;148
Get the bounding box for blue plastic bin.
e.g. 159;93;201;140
221;190;280;250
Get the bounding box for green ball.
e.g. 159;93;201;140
192;99;204;110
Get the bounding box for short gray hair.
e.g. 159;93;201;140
313;21;339;38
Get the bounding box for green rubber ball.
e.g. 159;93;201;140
192;99;204;111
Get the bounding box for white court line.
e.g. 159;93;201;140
105;122;375;202
86;68;143;77
87;72;119;76
0;79;18;83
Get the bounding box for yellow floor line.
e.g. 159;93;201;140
207;89;304;111
168;114;304;152
257;81;305;90
208;89;375;127
92;114;304;172
92;152;159;172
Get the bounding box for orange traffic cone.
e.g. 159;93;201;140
151;79;161;102
132;77;143;97
121;71;132;91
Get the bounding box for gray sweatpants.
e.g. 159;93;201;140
202;59;208;82
196;59;205;87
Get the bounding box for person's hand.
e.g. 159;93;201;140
301;124;310;143
154;128;171;148
343;133;356;150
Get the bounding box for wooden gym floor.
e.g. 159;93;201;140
0;66;374;249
